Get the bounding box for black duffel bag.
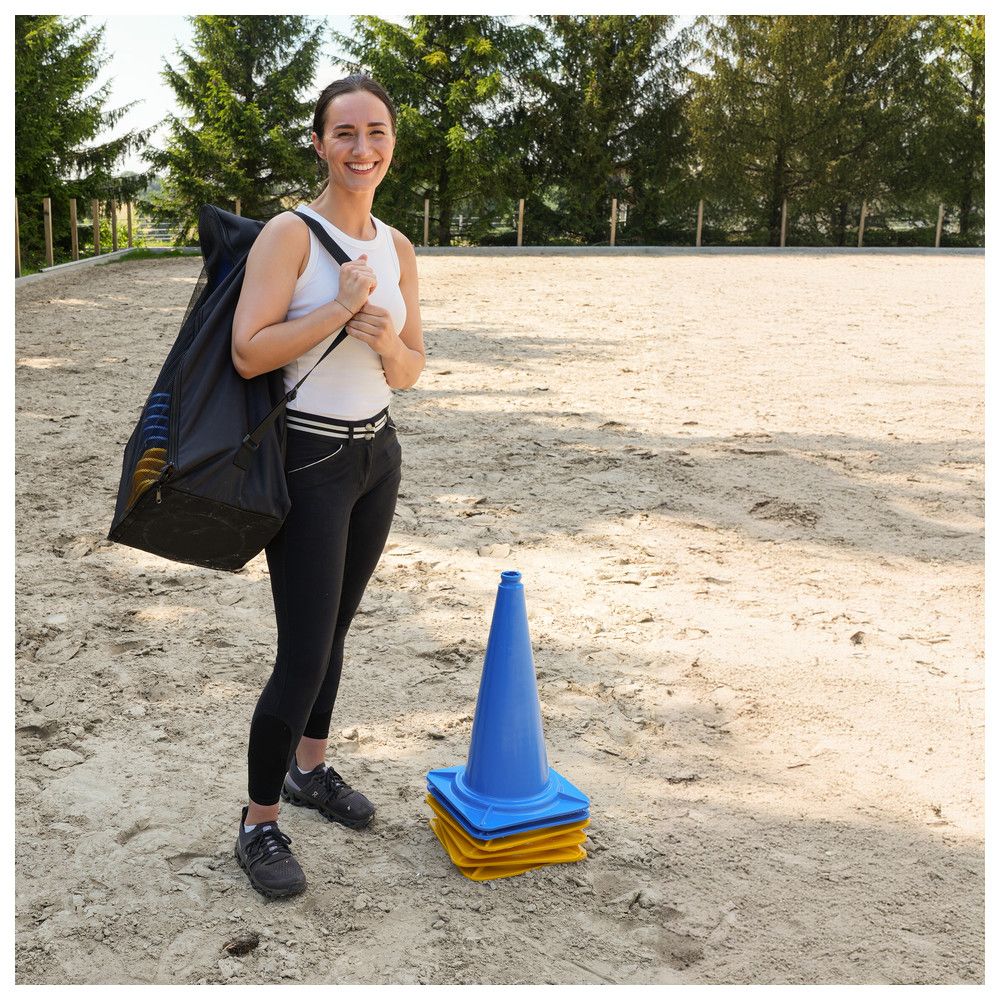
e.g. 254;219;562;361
107;204;352;572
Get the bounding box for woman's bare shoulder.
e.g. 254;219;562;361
260;209;311;243
250;210;310;276
389;226;416;268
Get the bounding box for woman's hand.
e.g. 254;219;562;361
345;303;404;361
337;253;377;313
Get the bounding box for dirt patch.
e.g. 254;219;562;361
15;252;984;984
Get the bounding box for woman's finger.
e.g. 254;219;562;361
349;318;384;334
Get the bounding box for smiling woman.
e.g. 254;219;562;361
228;74;426;901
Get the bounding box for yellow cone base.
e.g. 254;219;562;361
126;447;167;507
426;793;588;881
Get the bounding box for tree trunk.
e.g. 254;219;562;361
768;149;786;246
829;202;849;246
436;160;452;247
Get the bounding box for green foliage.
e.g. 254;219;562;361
97;248;196;265
15;15;153;267
684;15;984;245
516;16;691;245
332;15;546;245
15;13;985;256
147;15;325;240
911;14;985;235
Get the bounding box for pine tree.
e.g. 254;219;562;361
148;15;325;239
688;15;932;246
15;15;152;266
523;15;689;245
918;14;985;239
332;15;545;246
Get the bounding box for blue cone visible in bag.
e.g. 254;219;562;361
427;570;589;834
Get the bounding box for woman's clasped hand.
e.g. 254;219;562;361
336;251;377;312
344;301;402;358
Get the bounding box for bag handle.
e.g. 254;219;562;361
234;210;358;470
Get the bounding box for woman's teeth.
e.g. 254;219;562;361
347;162;376;174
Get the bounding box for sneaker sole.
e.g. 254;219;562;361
280;783;375;830
234;845;307;900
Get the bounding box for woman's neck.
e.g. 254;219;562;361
309;188;376;240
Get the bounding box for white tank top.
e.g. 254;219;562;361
282;203;407;420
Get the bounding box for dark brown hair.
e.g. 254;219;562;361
312;74;397;140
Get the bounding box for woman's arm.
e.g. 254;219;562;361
231;213;356;380
364;228;425;390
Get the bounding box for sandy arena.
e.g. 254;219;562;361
14;249;984;984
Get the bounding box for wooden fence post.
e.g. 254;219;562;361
235;197;241;217
423;198;429;247
935;203;945;248
696;199;704;248
857;200;867;248
43;197;54;267
780;197;788;247
111;201;119;252
14;197;21;278
127;202;133;248
517;197;524;247
70;199;78;260
92;199;100;256
610;197;617;247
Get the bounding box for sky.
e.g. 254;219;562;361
82;14;500;175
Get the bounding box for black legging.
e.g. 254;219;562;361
247;408;401;806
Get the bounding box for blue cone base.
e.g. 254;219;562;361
426;785;590;840
427;763;590;836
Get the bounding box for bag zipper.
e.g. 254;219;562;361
155;462;176;504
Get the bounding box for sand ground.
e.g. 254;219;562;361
14;250;984;984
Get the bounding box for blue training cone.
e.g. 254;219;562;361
426;570;589;836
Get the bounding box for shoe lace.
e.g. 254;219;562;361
246;824;293;866
321;766;350;799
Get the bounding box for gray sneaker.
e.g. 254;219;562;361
281;760;376;830
234;806;307;899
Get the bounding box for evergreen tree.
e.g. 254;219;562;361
809;16;933;245
15;15;151;265
523;15;690;245
918;14;985;239
148;15;325;239
688;15;931;245
332;15;545;246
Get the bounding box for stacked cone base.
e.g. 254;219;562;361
426;793;587;881
427;778;590;840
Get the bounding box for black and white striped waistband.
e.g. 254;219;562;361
286;406;391;441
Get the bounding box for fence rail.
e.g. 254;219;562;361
414;195;969;250
14;192;976;276
12;197;193;276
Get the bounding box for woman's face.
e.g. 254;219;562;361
313;90;395;192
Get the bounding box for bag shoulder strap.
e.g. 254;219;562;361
233;209;355;469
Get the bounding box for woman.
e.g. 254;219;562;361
230;75;425;899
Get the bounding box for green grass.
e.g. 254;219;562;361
97;248;200;265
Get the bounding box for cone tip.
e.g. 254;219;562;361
499;569;522;586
